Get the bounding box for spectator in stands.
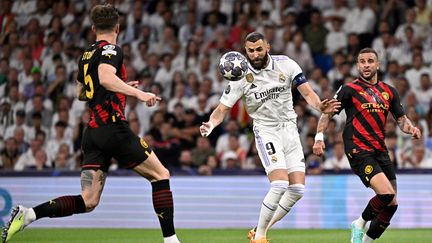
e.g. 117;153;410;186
325;16;347;55
46;121;73;165
285;31;314;75
323;141;350;172
215;120;249;158
14;138;45;171
191;136;215;168
5;109;32;142
303;9;328;55
0;137;19;170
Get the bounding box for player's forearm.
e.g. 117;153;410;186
209;104;229;127
304;92;322;112
396;115;416;134
317;113;331;134
99;71;139;97
297;83;321;112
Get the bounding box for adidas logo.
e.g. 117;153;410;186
250;84;257;89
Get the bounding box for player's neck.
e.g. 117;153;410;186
96;33;117;45
360;76;378;85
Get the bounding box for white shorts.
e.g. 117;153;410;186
253;122;305;174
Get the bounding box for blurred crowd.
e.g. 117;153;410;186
1;0;432;175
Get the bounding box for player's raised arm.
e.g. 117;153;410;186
200;103;230;137
296;82;340;114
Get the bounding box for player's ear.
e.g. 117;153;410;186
91;25;96;33
115;24;120;34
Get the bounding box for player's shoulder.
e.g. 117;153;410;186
271;55;300;71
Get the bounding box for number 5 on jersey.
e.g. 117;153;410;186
83;63;94;99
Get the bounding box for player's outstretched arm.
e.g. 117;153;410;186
200;103;230;137
396;115;421;139
98;64;160;106
313;113;333;156
297;82;340;114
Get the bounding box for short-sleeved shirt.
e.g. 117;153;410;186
220;55;307;126
334;79;405;153
77;40;127;128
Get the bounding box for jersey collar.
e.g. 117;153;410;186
248;54;274;74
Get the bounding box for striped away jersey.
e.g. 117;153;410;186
77;40;127;128
334;78;405;153
220;55;307;126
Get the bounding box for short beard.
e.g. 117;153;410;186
360;70;377;81
248;52;269;70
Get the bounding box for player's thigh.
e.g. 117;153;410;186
81;127;112;171
349;153;393;192
283;126;306;175
80;169;107;205
133;151;170;182
110;123;152;169
253;127;286;175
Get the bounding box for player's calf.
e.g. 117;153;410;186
364;205;398;240
361;194;394;221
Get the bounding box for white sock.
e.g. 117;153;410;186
268;184;304;228
362;233;374;243
164;234;180;243
25;208;37;226
354;216;366;229
254;180;288;239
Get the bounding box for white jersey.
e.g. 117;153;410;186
220;55;304;126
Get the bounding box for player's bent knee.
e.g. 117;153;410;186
288;184;305;201
270;180;289;195
377;194;394;206
81;194;100;212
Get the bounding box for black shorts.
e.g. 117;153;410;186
347;150;396;187
81;122;152;172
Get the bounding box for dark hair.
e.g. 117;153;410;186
245;32;265;43
357;48;378;60
90;4;119;33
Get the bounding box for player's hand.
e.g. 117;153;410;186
411;126;421;139
313;140;325;156
137;92;161;107
319;99;341;114
200;121;214;137
127;81;139;88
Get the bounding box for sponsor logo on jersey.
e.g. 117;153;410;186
361;103;389;113
225;85;231;94
364;165;373;175
254;86;287;103
246;73;254;83
382;92;389;100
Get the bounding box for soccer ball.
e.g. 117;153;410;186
218;51;248;81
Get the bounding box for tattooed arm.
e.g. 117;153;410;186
396;115;421;139
313;113;333;156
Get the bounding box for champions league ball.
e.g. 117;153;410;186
218;51;248;81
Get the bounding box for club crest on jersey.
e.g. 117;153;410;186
382;92;389;100
279;73;286;83
364;165;373;175
225;85;231;94
271;156;278;163
245;73;254;83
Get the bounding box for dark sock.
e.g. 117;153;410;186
152;179;175;237
33;195;86;219
361;194;394;221
366;217;390;239
365;204;398;239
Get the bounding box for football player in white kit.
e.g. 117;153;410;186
200;32;340;243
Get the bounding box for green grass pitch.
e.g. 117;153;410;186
7;228;432;243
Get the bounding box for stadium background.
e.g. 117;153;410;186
1;0;432;241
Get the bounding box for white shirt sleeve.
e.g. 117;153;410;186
219;81;244;108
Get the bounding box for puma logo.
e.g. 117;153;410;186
157;212;164;219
